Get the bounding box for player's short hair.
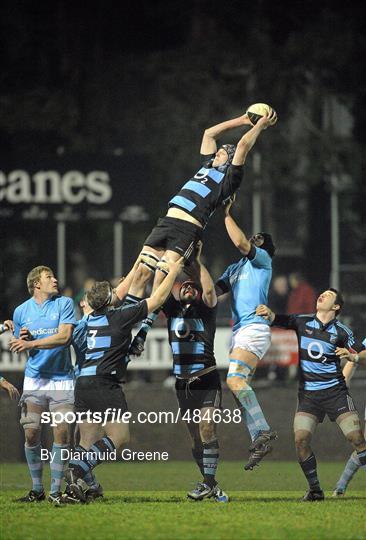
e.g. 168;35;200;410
27;266;53;295
87;281;113;311
259;232;276;258
329;287;344;313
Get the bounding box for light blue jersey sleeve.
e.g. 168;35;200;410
249;247;272;269
59;297;77;325
12;306;22;338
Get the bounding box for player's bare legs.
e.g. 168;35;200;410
226;348;276;470
293;412;324;501
20;401;45;500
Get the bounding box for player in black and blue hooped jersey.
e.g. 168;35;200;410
64;258;183;502
256;289;366;501
129;109;277;356
162;242;228;503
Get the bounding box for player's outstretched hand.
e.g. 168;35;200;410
222;193;236;216
195;240;203;262
0;378;20;400
256;108;278;130
3;320;14;333
336;347;356;362
241;113;255;126
167;257;184;275
256;304;274;322
9;337;33;353
19;327;33;340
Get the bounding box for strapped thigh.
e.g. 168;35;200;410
337;413;361;436
227;358;254;380
293;413;318;434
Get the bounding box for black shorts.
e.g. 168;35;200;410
75;376;128;418
297;384;357;422
175;369;222;415
144;216;203;257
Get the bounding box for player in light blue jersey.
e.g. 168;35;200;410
215;197;277;470
9;265;76;505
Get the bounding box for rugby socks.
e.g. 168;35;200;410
232;395;259;442
202;440;219;488
69;437;116;479
336;452;360;492
50;443;69;494
235;387;270;435
191;446;204;476
74;445;99;488
299;453;321;491
24;443;44;493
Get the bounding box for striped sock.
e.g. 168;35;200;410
24;443;44;493
191;446;204;476
74;446;99;488
50;443;68;494
356;449;366;468
299;453;321;490
235;387;270;434
336;452;360;492
203;440;219;488
233;395;260;442
70;437;116;479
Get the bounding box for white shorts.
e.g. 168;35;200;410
20;376;74;410
230;324;271;360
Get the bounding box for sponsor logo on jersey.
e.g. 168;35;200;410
30;328;58;336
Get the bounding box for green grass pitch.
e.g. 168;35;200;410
1;461;365;540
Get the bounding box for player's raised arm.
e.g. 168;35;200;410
146;257;184;313
195;241;217;308
232;109;277;166
115;255;142;301
223;196;252;255
200;114;252;155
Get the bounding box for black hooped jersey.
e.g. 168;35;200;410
272;313;360;391
168;154;243;227
81;301;148;379
163;295;217;377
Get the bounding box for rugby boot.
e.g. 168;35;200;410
244;442;273;470
15;489;45;503
332;489;344;498
187;482;215;501
302;489;325;502
86;483;104;501
64;468;88;503
48;491;64;506
249;430;278;452
213;485;229;503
